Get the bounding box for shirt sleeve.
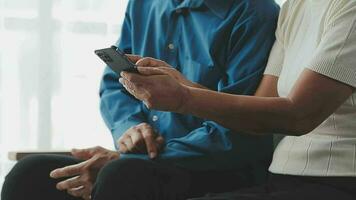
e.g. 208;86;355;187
307;6;356;88
264;40;284;77
264;4;287;77
100;2;147;149
149;12;278;170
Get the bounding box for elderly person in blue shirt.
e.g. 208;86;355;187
1;0;278;200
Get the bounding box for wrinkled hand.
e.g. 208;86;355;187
118;122;165;159
119;67;191;112
50;146;119;200
127;56;197;88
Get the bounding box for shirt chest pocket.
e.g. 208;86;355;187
179;58;221;89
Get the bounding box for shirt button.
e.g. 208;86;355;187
168;43;175;50
152;115;159;122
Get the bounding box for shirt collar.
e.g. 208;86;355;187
174;0;234;19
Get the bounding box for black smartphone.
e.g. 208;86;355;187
95;46;138;75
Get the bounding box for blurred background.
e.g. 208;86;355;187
0;0;286;193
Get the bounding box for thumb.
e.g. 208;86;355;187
126;54;142;63
137;67;166;76
155;136;165;150
136;57;165;67
71;148;93;160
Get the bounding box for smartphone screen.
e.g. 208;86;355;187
95;46;138;75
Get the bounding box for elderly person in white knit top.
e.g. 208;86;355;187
119;0;356;199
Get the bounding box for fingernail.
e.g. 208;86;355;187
119;78;124;84
149;152;156;159
50;171;56;178
120;72;125;77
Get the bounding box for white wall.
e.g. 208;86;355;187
0;0;128;192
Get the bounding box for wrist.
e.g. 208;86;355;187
177;85;193;114
183;79;198;88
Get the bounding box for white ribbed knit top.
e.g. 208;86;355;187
265;0;356;176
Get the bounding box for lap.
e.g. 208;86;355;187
107;158;253;196
189;174;356;200
2;155;259;200
94;158;192;199
2;154;83;200
5;154;82;181
95;158;253;199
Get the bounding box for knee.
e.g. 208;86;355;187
96;158;149;186
8;154;79;178
93;158;153;200
1;155;55;199
5;155;54;182
2;155;79;197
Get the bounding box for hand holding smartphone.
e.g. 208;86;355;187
95;46;138;75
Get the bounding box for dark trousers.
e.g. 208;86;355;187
189;173;356;200
1;155;251;200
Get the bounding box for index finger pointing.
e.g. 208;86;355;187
50;163;83;179
141;127;158;159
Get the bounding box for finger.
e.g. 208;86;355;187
67;186;85;198
119;78;136;91
117;136;130;153
119;78;143;99
118;135;134;152
155;136;165;150
120;71;147;84
50;162;85;178
129;131;146;153
141;127;158;159
122;136;134;152
56;176;83;191
137;67;167;76
126;54;142;63
67;185;92;200
119;78;133;94
82;194;92;200
136;57;167;67
118;142;129;153
157;67;177;75
71;148;93;160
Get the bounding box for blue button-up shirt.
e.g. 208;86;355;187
100;0;279;179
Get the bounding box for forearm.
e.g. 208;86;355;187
100;68;148;149
182;87;309;136
191;82;208;90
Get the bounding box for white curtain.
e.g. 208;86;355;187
0;0;128;191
